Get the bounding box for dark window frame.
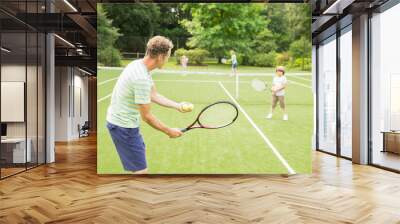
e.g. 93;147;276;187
0;0;48;180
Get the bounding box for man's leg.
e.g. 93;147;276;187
107;123;148;173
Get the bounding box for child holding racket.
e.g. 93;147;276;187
266;66;288;121
106;36;193;174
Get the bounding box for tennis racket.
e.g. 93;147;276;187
221;58;227;64
181;101;239;132
251;79;267;92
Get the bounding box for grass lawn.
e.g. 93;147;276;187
97;63;313;174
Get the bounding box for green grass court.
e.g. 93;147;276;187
97;64;313;174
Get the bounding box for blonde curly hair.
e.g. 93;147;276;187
146;36;174;58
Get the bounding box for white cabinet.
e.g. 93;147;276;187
1;138;32;163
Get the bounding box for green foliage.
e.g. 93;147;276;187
275;52;291;66
263;4;311;53
99;3;312;69
181;4;267;63
289;37;311;59
98;46;122;67
97;4;121;66
157;4;191;51
289;37;311;70
188;49;209;65
103;4;190;54
286;4;312;40
174;48;209;65
250;51;277;67
291;58;312;71
252;29;277;53
174;48;187;64
103;4;160;53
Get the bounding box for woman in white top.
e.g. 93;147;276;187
180;55;189;76
266;66;288;121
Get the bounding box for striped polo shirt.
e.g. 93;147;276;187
106;59;154;128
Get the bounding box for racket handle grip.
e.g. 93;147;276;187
180;128;188;133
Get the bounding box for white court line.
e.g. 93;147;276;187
154;79;251;84
155;79;312;89
98;66;311;76
98;66;123;70
96;78;311;103
288;80;312;89
288;75;312;82
218;81;296;175
98;94;112;103
98;77;118;86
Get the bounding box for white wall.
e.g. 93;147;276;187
1;63;46;164
55;67;89;141
55;66;69;141
1;65;27;138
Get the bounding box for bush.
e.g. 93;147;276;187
291;57;311;71
251;51;277;67
275;52;291;66
235;53;244;65
188;49;209;65
289;37;311;59
98;46;121;67
241;55;251;65
175;48;209;65
174;48;187;64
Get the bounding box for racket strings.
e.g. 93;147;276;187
198;103;238;128
251;79;267;92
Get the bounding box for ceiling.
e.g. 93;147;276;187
0;0;97;75
310;0;391;43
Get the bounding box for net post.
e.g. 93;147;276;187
235;73;239;99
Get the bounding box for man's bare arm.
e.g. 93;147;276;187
139;103;182;138
151;86;186;112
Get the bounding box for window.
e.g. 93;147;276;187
370;3;400;171
0;1;46;179
318;35;337;154
340;27;352;158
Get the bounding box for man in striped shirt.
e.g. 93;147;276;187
106;36;190;174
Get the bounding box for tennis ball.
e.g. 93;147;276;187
181;103;194;112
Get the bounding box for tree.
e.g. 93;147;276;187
286;4;311;41
262;4;291;52
97;4;121;66
103;4;161;53
289;37;311;70
252;29;277;54
156;4;191;51
103;4;191;54
181;4;267;63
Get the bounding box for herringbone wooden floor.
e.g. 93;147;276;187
1;135;400;224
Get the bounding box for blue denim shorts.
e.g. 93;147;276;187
107;122;147;171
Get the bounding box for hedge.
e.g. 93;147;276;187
175;48;209;65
